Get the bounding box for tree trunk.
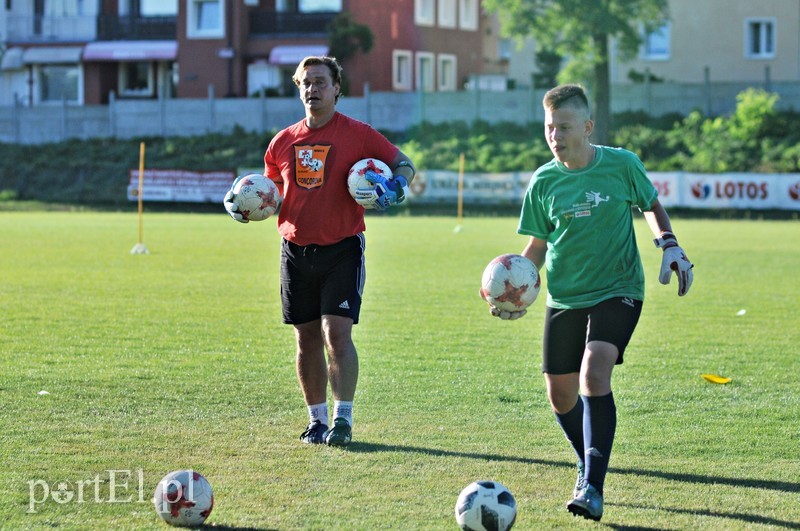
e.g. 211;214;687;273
592;32;611;146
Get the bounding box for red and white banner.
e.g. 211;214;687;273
128;168;800;210
407;171;800;210
127;169;235;202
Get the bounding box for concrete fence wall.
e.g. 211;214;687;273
1;81;799;145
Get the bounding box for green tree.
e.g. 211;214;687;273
327;13;374;96
483;0;668;144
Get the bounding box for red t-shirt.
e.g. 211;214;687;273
264;112;399;246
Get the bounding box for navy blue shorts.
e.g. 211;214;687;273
542;297;643;374
280;234;365;325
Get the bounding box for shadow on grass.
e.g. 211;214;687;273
347;442;800;529
604;504;800;530
200;525;277;531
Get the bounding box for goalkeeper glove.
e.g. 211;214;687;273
479;289;527;320
654;231;694;296
365;170;399;211
223;176;248;223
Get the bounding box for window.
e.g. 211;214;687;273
415;0;434;27
458;0;478;31
438;0;456;29
299;0;341;11
746;18;775;59
393;50;413;91
140;0;179;16
641;22;670;60
119;62;153;97
437;54;457;91
416;52;435;92
39;65;80;103
187;0;224;38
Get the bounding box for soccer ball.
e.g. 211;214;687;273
347;158;392;209
232;174;281;222
153;470;214;528
480;254;540;313
455;480;517;531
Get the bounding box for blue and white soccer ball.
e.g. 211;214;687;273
455;480;517;531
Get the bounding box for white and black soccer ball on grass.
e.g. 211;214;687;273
232;174;281;222
153;469;214;527
455;480;517;531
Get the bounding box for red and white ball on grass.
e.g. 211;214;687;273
480;254;540;319
347;158;393;209
232;174;281;222
153;469;214;527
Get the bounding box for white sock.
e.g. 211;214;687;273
333;400;353;426
307;402;328;426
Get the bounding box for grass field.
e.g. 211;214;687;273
1;210;798;530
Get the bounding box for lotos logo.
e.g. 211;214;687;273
789;182;800;201
690;181;711;199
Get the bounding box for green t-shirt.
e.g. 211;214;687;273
517;146;658;309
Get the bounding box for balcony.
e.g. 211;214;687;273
5;15;176;43
97;15;177;41
7;15;97;42
249;11;338;36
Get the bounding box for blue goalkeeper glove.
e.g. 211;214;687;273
223;175;248;223
389;175;409;204
365;170;397;211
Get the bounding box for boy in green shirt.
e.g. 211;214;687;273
495;84;693;521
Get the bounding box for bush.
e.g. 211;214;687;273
2;90;799;205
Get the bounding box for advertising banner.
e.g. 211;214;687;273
128;168;800;210
127;169;235;202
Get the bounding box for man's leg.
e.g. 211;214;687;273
295;320;329;444
321;315;357;446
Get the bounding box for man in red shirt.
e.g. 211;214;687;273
225;56;415;447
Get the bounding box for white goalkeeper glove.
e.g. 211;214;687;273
491;307;527;321
479;289;527;320
654;231;694;296
223;176;248;223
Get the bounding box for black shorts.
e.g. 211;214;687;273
542;297;643;375
280;234;365;325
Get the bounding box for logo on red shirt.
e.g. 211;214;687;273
294;145;330;189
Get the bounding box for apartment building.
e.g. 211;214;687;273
0;0;494;106
612;0;800;85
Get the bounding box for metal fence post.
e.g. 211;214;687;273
159;83;166;137
108;91;116;138
61;94;68;142
364;81;371;125
259;86;266;133
208;84;216;132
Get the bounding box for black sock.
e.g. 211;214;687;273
582;393;616;495
554;398;585;465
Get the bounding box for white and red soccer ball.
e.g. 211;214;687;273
153;469;214;527
347;158;393;209
455;480;517;531
480;254;540;313
232;174;281;221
